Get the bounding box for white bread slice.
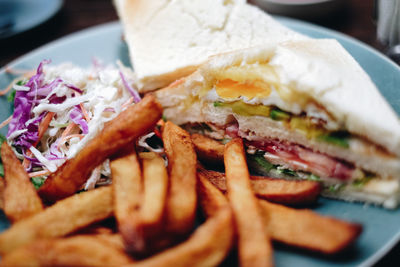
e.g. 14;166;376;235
114;0;307;92
155;40;400;179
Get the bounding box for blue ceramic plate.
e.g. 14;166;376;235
0;18;399;266
0;0;63;39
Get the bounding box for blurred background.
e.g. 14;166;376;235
0;0;391;67
0;0;399;265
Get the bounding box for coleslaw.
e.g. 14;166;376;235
1;60;144;189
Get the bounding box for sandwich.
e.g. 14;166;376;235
114;0;306;92
155;39;400;209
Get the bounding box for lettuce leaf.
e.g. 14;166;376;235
31;176;45;189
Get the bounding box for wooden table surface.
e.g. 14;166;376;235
0;0;398;266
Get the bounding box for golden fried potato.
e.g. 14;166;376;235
95;233;126;251
191;133;224;165
139;152;168;249
224;138;273;267
130;206;234;267
111;147;143;253
162;122;197;236
39;95;162;202
198;168;321;205
0;178;4;210
0;186;113;255
258;199;362;254
198;169;361;255
0;235;133;266
197;171;230;218
1;142;43;222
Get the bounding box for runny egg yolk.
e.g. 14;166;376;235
215;79;271;100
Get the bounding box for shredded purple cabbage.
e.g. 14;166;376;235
27;78;62;97
49;141;65;159
7;60;82;167
22;150;43;172
48;95;67;104
119;71;141;103
65;83;83;94
69;105;89;134
7;60;51;145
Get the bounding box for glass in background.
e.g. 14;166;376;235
376;0;400;64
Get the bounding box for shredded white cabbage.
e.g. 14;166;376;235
13;84;30;91
138;132;164;154
29;146;58;172
7;129;27;140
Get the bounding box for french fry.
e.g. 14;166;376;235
198;170;362;255
0;177;4;210
96;233;126;251
224;138;273;267
39;94;162;202
198;168;321;205
130;206;234;267
191;133;224;165
258;199;362;254
197;171;230;218
1;142;43;222
0;186;113;255
111;146;143;253
73;225;115;236
162;122;197;236
139;152;168;245
0;235;133;266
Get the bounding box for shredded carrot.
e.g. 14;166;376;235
80;103;91;122
22;112;55;169
5;66;32;75
122;97;134;109
0;82;14;96
57;123;77;148
22;151;33;169
36;112;55;145
0;71;34;96
0;115;12;130
28;169;51;178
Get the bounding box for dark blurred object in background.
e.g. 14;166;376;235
250;0;347;20
0;0;63;39
0;0;118;67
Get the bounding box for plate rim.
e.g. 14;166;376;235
1;18;400;267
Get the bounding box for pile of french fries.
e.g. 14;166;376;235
0;95;362;266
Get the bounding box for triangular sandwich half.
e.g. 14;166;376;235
114;0;306;92
156;39;400;209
